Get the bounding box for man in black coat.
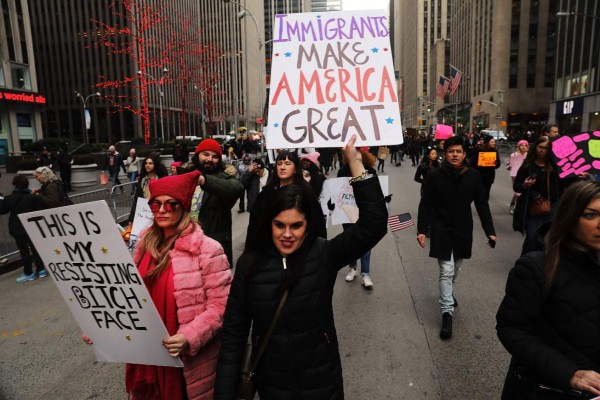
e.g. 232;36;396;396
417;136;497;339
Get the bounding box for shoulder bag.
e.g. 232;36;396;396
236;289;289;400
528;171;551;217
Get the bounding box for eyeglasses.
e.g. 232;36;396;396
148;200;180;213
446;149;464;154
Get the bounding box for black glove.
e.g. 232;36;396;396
327;198;335;211
384;194;393;203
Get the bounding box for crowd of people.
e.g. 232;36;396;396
8;122;600;399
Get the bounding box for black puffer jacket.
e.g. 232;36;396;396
0;188;39;236
496;251;600;399
215;177;388;400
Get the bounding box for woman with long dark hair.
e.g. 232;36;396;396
414;147;440;195
128;154;169;224
497;180;600;399
469;135;501;200
512;136;560;255
214;135;388;399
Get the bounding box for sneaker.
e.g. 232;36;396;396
38;270;48;278
440;312;453;339
16;273;37;283
509;203;515;215
362;275;373;289
345;268;358;282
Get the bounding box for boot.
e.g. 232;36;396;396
440;312;453;339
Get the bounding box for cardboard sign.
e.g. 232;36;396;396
319;176;388;226
477;152;497;167
129;197;154;251
18;201;183;367
267;10;402;149
551;132;600;178
434;124;454;140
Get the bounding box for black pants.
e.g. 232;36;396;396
61;167;72;191
239;188;246;211
14;233;44;275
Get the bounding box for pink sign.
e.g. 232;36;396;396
435;124;454;140
551;132;600;178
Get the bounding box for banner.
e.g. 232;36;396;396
318;176;388;226
18;201;183;367
551;132;600;178
267;10;402;149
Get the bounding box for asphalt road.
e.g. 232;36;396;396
0;154;523;400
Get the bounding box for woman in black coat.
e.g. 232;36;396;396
497;180;600;400
469;135;500;200
215;136;388;400
414;147;440;195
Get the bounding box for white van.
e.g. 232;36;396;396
479;129;508;142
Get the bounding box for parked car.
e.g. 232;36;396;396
479;129;508;142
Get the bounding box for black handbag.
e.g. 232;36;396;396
236;290;289;400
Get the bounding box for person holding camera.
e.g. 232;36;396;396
240;158;269;214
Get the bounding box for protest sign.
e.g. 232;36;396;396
19;201;183;367
477;152;497;167
267;10;402;149
129;197;154;251
435;124;454;140
319;176;388;226
551;132;600;178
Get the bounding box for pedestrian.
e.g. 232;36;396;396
541;123;559;138
31;166;72;209
189;138;244;267
172;140;189;163
240;158;269;214
124;148;139;195
246;150;327;247
506;140;529;214
417;136;497;339
376;145;389;173
85;170;232;400
496;180;600;400
56;143;72;192
214;135;388;399
300;152;325;198
414;147;440;195
37;146;54;170
469;135;501;200
236;155;252;213
103;145;126;193
170;161;182;176
338;147;379;289
318;147;334;175
0;174;46;282
128;154;168;226
512;136;560;256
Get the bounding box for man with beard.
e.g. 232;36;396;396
190;138;243;266
417;136;497;339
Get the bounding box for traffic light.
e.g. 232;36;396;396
427;106;431;112
476;101;481;111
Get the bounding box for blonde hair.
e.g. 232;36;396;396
34;166;58;183
139;211;194;283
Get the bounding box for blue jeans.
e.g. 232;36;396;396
343;224;371;275
127;172;138;194
438;253;463;315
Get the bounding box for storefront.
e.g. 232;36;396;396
550;95;600;135
0;88;45;157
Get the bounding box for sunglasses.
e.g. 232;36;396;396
148;200;181;213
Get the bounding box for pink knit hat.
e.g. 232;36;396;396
518;140;529;146
300;152;320;168
149;170;201;211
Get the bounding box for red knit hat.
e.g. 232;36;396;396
195;138;223;156
148;170;201;211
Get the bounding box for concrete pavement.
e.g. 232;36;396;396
0;154;522;399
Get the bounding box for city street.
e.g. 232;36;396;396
0;154;524;400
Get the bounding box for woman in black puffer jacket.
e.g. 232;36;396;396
497;180;600;399
215;136;388;400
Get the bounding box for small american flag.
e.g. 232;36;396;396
436;75;450;98
388;213;415;232
449;65;463;95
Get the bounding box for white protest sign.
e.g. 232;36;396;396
319;176;388;226
18;201;182;367
129;197;154;251
267;10;402;150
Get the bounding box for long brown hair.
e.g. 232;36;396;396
544;181;600;293
138;211;194;283
523;136;553;174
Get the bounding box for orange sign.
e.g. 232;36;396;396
477;152;497;167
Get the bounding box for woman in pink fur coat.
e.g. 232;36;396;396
86;170;232;400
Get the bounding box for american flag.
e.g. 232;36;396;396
449;65;463;95
436;75;450;98
388;213;415;232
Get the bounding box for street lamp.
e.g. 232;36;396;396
192;85;207;138
138;68;168;143
74;91;100;144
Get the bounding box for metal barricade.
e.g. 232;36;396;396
109;182;136;223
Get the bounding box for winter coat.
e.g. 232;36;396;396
0;188;39;236
496;251;600;399
240;169;269;213
512;163;560;233
214;177;388;400
417;161;495;260
103;152;126;174
134;224;232;400
197;169;244;265
37;180;71;209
